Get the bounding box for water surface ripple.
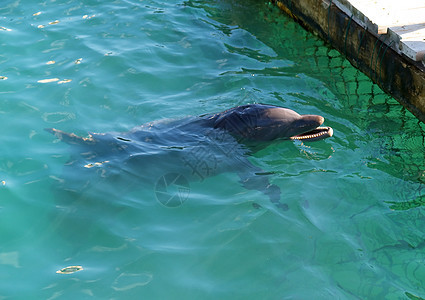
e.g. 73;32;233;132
0;0;424;299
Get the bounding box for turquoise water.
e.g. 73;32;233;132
1;0;425;298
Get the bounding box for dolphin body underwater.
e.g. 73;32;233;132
47;104;333;210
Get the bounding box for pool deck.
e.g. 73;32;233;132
272;0;425;122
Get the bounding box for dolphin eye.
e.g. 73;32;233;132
116;137;131;142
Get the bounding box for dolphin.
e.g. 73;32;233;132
47;104;333;210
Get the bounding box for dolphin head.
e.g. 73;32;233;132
213;104;333;143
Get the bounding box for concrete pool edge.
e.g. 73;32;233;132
271;0;425;123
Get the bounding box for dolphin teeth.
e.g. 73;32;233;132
290;126;333;141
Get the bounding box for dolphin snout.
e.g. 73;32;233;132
294;115;324;130
289;114;332;142
300;115;324;126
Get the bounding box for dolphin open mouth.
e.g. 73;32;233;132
290;126;333;142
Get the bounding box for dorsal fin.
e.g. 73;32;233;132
46;128;97;145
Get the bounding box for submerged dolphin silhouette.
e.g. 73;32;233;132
47;104;333;210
